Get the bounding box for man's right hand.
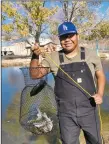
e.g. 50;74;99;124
30;43;49;79
32;43;42;56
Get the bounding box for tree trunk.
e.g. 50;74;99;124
35;32;40;43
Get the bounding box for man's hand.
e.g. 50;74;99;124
32;43;42;56
92;93;103;105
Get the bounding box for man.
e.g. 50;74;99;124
30;22;105;144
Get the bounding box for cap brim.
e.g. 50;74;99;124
59;31;77;37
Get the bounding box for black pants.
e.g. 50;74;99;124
58;111;102;144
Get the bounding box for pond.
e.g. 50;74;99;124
2;67;55;117
1;59;109;144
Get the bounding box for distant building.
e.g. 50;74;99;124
39;37;61;51
2;42;31;56
2;37;61;56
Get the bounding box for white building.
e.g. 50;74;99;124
2;41;31;56
2;37;61;56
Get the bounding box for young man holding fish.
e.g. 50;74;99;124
30;22;105;144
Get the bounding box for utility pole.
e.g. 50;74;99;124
96;38;99;56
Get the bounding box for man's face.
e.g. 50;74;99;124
59;33;78;53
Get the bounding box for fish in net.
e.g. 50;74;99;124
19;67;58;135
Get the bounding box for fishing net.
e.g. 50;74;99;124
19;67;57;135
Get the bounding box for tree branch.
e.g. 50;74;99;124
80;16;106;34
69;1;78;22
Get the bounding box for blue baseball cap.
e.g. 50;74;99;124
58;22;77;37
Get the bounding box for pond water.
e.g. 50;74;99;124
1;59;109;144
2;59;109;117
1;67;55;118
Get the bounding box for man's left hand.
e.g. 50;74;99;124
92;93;103;105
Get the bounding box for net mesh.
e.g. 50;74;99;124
19;67;57;135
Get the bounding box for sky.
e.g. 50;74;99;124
45;1;109;13
100;1;109;12
97;1;109;17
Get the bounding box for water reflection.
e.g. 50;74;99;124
8;67;25;88
101;59;109;83
100;59;109;112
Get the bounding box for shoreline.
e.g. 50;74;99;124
2;57;109;68
1;58;31;67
